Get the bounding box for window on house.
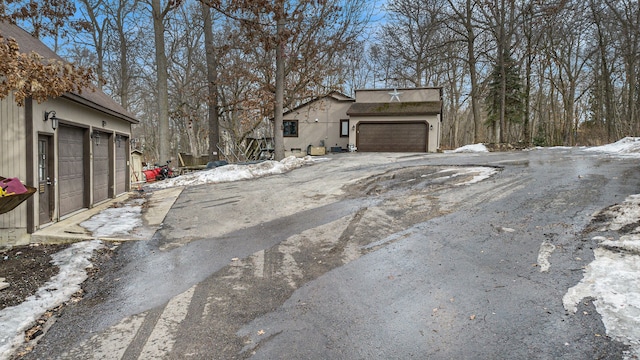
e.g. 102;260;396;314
340;119;349;137
284;120;298;137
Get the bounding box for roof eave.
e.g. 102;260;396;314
61;93;139;124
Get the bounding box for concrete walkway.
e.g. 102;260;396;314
31;187;183;244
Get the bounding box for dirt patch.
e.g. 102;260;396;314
0;244;70;311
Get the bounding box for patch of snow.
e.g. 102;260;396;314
563;245;640;359
584;137;640;157
445;143;489;153
537;241;556;272
598;194;640;232
146;156;327;189
436;167;498;186
564;193;640;359
80;200;143;237
0;241;104;360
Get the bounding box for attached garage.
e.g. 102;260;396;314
92;131;110;204
357;122;428;152
0;20;140;246
58;125;87;216
347;88;443;153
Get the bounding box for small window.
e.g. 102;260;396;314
340;119;349;137
284;120;298;137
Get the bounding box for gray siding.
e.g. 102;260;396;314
0;95;28;238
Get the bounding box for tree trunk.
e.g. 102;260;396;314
151;0;170;163
202;3;220;162
463;0;482;144
273;15;286;161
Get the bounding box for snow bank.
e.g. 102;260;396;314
146;156;328;189
584;137;640;157
445;143;489;153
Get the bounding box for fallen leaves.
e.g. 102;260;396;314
0;33;95;106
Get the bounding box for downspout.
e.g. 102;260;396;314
439;87;443;151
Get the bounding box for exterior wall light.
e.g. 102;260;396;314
44;111;58;130
91;130;101;145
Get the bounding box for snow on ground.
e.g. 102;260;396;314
431;166;498;186
584;137;640;157
0;241;103;360
563;190;640;358
563;234;640;358
146;156;327;189
445;143;489;153
80;199;144;237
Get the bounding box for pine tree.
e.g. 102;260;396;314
485;50;525;140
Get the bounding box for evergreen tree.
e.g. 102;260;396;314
485;50;525;139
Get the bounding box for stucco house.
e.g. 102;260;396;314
282;87;442;157
0;22;138;246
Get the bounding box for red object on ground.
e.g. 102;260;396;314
143;169;157;183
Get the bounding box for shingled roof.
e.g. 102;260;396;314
346;101;442;117
0;21;138;124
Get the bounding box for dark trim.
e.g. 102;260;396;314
283;120;299;137
108;132;115;198
83;128;91;209
346;101;442;117
25;98;34;233
340;119;349;137
125;138;130;192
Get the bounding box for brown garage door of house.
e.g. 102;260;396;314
115;136;128;195
93;131;110;204
357;122;428;152
58;125;86;216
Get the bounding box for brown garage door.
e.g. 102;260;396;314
357;122;428;152
115;136;128;195
59;125;86;216
93;131;110;204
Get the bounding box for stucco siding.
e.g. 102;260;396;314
0;94;28;241
283;98;352;156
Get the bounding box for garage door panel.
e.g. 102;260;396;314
115;137;127;194
93;131;109;203
357;122;427;152
59;125;86;215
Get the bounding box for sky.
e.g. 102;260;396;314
3;140;640;359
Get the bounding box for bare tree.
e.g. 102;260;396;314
150;0;174;163
543;1;592;145
201;0;369;160
378;0;445;87
444;0;485;144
